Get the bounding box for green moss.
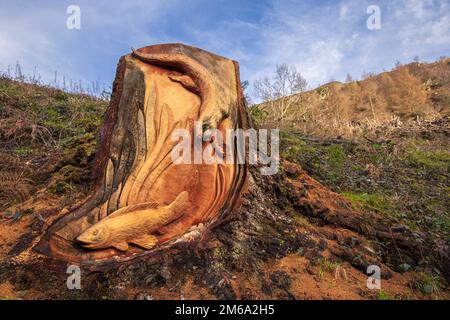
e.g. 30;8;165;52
370;151;389;164
327;145;346;166
351;164;365;172
74;111;103;133
377;291;395;300
404;220;420;231
404;144;450;170
54;91;69;102
13;146;31;157
292;214;311;227
425;199;447;212
0;81;20;96
57;165;87;184
42;106;65;131
437;215;450;234
326;145;346;181
341;192;395;216
48;180;74;195
280;131;318;163
371;143;383;149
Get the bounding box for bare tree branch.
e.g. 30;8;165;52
254;64;308;122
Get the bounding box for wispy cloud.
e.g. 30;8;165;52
247;0;450;88
0;0;448;96
0;0;182;86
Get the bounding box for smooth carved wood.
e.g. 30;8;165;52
35;44;250;265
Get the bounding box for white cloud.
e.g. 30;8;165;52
247;0;450;90
340;5;349;20
0;0;448;97
388;0;450;59
0;0;180;85
0;4;61;78
407;0;435;19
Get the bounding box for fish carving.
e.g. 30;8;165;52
76;191;189;251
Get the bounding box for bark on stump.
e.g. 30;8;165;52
35;44;251;266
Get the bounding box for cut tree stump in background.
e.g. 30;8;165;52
35;44;251;266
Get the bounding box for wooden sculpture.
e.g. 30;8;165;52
76;191;189;251
35;44;250;265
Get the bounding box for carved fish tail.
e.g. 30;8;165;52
168;191;189;216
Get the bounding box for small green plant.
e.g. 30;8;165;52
54;91;69;101
48;180;74;196
413;271;444;295
327;145;346;167
350;164;365;172
403;143;450;171
280;131;318;164
249;106;268;128
13;146;31;157
292;214;311;227
377;291;394;300
316;86;329;100
317;257;342;281
326;144;346;181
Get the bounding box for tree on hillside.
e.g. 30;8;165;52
361;70;374;80
360;78;380;119
391;66;428;116
254;64;308;122
241;80;253;106
345;73;353;83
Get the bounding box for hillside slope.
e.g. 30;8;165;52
254;58;450;137
0;76;107;210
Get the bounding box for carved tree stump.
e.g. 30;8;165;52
35;44;250;266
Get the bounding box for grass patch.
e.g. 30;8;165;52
377;291;395;300
403;143;450;171
326;144;346;181
341;192;395;216
0;77;106;207
327;144;346;167
413;271;445;295
317;257;341;281
0;77;107;153
292;214;311;227
280;131;319;164
13;146;32;157
437;215;450;234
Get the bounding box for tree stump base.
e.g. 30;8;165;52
34;44;250;266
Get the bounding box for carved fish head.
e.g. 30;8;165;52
76;224;111;249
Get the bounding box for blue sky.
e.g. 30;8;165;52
0;0;449;97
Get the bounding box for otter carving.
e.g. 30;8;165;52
35;43;250;265
131;48;230;136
